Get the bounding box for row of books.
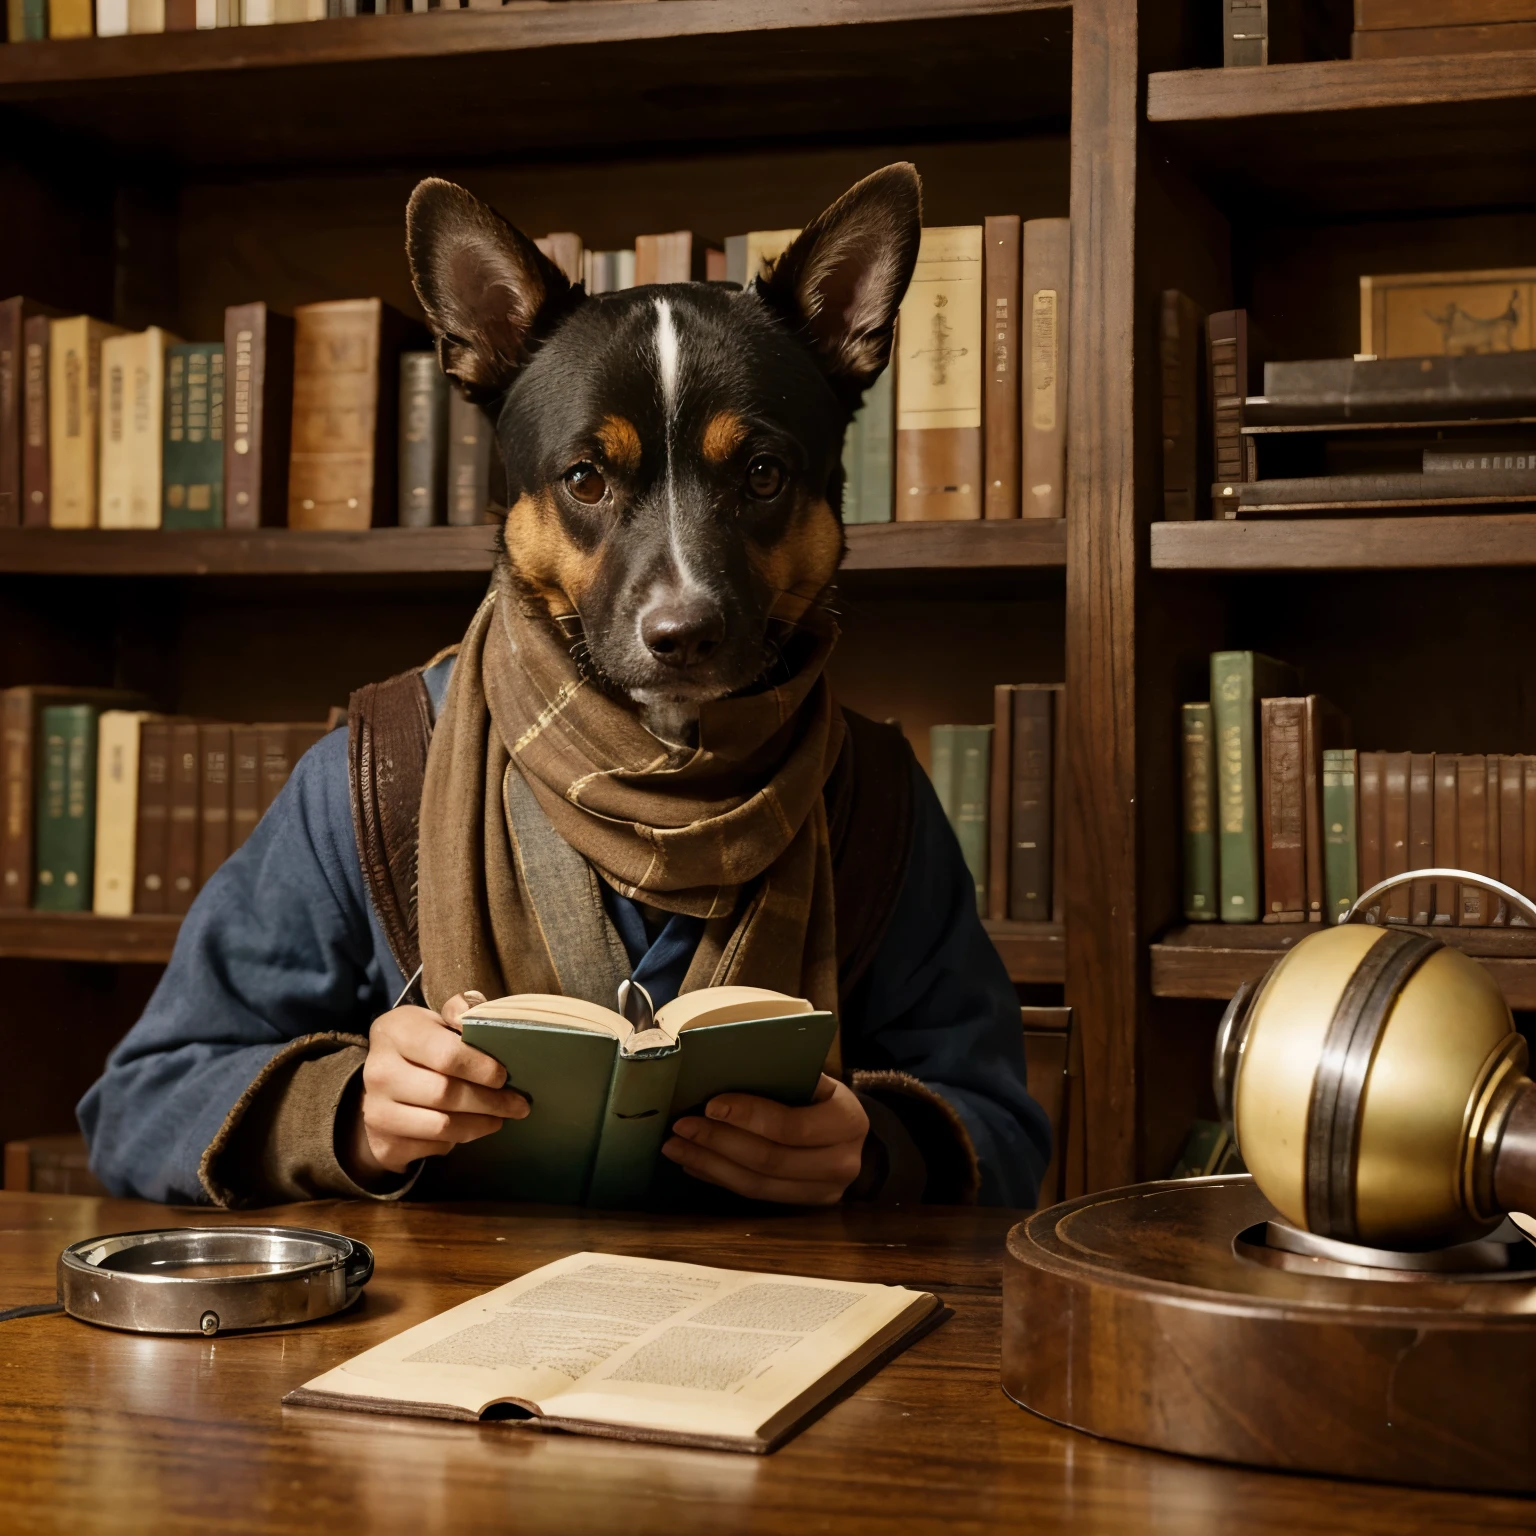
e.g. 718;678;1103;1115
5;0;497;39
928;684;1064;923
1218;0;1529;64
1180;651;1536;927
1160;265;1536;523
0;685;326;916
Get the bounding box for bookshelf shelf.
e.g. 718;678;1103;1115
0;0;1073;169
0;521;1065;578
0;911;181;965
1152;921;1536;1011
1147;52;1536;213
1149;515;1536;572
982;919;1066;984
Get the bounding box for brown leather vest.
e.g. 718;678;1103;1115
346;667;916;1007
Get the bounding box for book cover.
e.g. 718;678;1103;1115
34;705;97;912
1182;702;1218;921
1502;754;1526;924
453;989;835;1207
895;226;983;522
1260;697;1306;922
163;342;225;529
128;0;165;26
954;724;992;911
289;299;414;530
17;0;45;37
1408;751;1435;926
1322;748;1358;923
94;710;150;918
1160;290;1205;521
633;233;720;285
1021;218;1069;520
398;352;447;528
447;389;493;527
1302;696;1349;922
97;0;129;31
1009;688;1055;922
166;720;201;915
1457;754;1489;925
533;233;584;286
100;326;180;530
1434;753;1460;923
982;215;1021;521
134;720;173;915
198;723;232;889
230;726;261;852
225;303;295;529
1361;266;1536;359
0;298;59;525
1487;755;1506;925
1381;751;1411;923
987;684;1013;921
1211;651;1300;922
841;367;893;524
49;0;93;31
1207;310;1251;496
21;313;50;527
49;316;126;529
582;251;636;295
1358;752;1384;907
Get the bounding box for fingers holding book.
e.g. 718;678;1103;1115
347;997;530;1179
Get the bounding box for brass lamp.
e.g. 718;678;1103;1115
1214;869;1536;1250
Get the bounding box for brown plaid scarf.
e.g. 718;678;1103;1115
416;575;845;1033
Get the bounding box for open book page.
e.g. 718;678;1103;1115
466;994;626;1038
293;1251;932;1442
655;986;814;1037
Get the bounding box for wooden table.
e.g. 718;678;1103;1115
1;1194;1532;1535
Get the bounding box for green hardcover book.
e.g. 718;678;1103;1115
929;725;957;825
1210;651;1300;923
20;0;47;40
163;342;225;529
841;367;893;524
33;704;96;912
1181;701;1218;922
929;723;992;908
1323;747;1360;924
448;987;837;1207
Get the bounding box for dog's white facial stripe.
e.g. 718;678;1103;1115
649;297;705;600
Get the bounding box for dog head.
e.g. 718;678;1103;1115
406;165;921;741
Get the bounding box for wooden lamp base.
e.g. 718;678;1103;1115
1002;1175;1536;1492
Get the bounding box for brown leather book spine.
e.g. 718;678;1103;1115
1503;754;1527;925
1458;754;1489;925
1301;695;1327;923
163;0;196;24
1160;290;1205;522
1433;753;1459;923
1354;0;1536;26
257;726;294;814
1487;755;1505;925
1357;751;1385;900
1009;687;1055;922
0;689;33;908
1207;310;1250;491
134;721;173;915
1050;688;1065;925
21;313;51;528
987;683;1013;920
1525;756;1536;917
287;723;326;779
982;215;1021;521
0;297;23;526
1380;751;1411;923
198;723;232;890
1408;752;1435;926
225;303;295;530
166;721;201;916
1021;218;1068;520
230;726;261;851
1261;698;1306;922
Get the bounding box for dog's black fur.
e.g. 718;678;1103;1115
406;165;922;743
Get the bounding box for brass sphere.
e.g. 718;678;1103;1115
1219;922;1529;1250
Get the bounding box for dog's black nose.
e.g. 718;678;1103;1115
641;600;726;669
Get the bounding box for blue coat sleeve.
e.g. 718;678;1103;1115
842;758;1052;1208
77;728;400;1203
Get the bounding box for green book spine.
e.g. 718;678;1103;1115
929;726;957;825
22;0;46;40
1323;747;1359;924
840;397;864;522
163;343;225;530
953;724;993;910
34;704;95;911
858;366;893;523
1211;650;1298;923
1181;701;1218;921
585;1050;681;1209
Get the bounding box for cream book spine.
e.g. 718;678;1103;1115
96;0;130;31
1021;217;1070;520
100;327;179;531
894;224;983;522
94;711;150;917
196;0;216;23
243;0;272;19
49;317;125;530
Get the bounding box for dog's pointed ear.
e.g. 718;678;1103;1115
756;163;922;399
406;178;575;403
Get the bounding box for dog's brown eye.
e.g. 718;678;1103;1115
746;456;786;500
564;462;607;505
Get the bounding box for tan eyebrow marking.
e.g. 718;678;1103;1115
595;414;642;474
702;410;749;464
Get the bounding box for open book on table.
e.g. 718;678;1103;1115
285;1251;942;1453
447;985;838;1207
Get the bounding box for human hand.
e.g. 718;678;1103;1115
660;1074;868;1205
345;991;528;1180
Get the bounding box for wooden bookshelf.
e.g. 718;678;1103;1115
1150;515;1536;571
1152;922;1536;1011
982;919;1066;984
